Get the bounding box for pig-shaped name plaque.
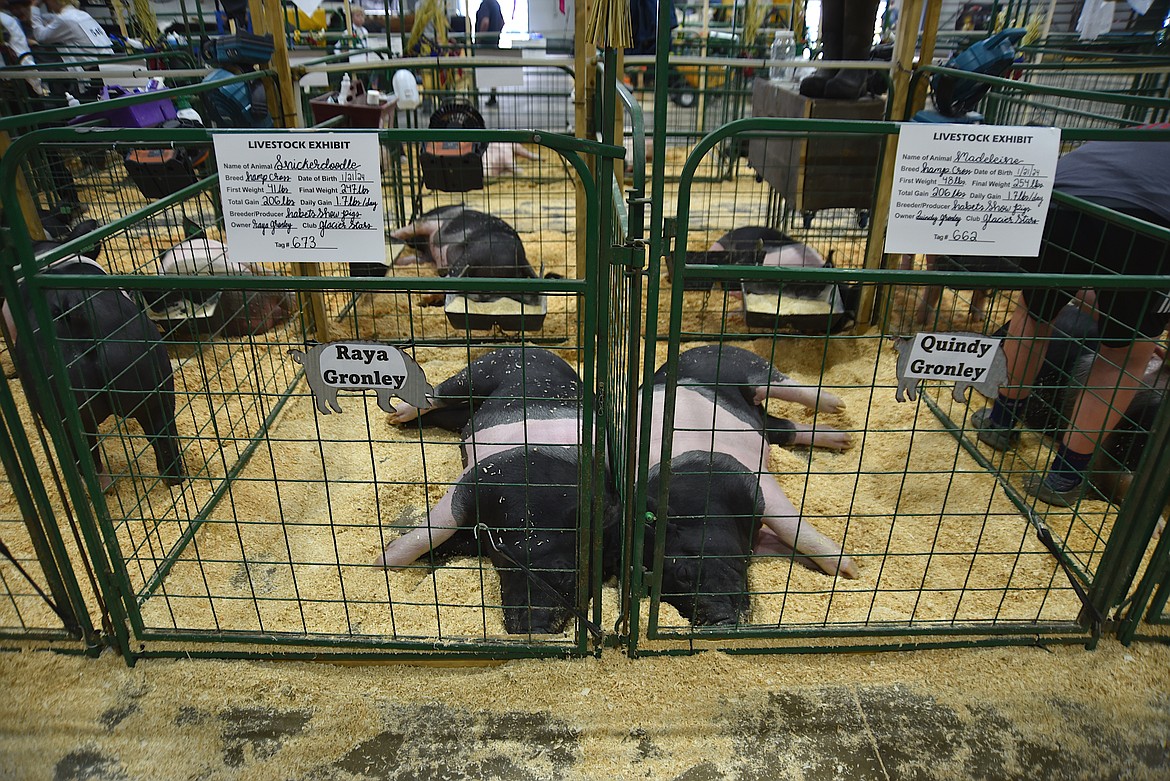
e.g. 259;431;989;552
892;331;1007;403
289;341;433;415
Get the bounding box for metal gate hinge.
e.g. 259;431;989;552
610;243;646;270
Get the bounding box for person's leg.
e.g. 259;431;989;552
1024;340;1157;505
970;302;1054;449
972;205;1086;450
1025;207;1170;505
1064;341;1157;456
799;0;843;97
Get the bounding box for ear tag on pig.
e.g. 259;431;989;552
288;341;433;415
892;332;1006;403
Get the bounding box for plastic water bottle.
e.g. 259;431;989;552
176;96;203;125
392;69;420;110
339;73;352;104
770;31;795;82
65;92;81;107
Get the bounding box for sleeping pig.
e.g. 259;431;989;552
389;206;540;305
377;347;614;634
643;345;857;626
146;238;295;338
709;226;832;299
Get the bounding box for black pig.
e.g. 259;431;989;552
6;259;185;491
643;345;856;626
390;206;539;304
709;226;832;299
378;347;611;634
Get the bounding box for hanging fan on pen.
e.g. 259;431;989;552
419;100;487;191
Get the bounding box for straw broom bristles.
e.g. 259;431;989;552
587;0;632;49
131;0;157;45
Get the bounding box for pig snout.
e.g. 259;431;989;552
500;572;574;634
662;555;751;626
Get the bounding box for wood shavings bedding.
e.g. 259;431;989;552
0;145;1160;655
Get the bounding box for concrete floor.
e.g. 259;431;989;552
1;638;1168;780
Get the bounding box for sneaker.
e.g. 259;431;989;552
1021;473;1082;507
970;408;1019;452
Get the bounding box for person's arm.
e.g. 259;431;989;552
29;3;68;44
1;14;33;60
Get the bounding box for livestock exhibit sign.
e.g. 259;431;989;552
884;124;1061;256
213;133;385;263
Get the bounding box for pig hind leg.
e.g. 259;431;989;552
753;378;845;414
764;414;851;450
132;391;186;484
756;473;857;578
377;483;462;567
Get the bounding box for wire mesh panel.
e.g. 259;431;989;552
977;63;1170;130
629;120;1169;654
0;371;95;646
658;121;879;343
626;54;758;183
0;126;618;661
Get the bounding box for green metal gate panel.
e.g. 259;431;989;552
0;370;97;649
0;125;622;663
629;118;1170;655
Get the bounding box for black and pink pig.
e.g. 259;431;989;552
389;206;540;305
377;347;613;634
643;345;857;626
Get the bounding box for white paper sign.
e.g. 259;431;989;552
884;124;1061;256
214;133;384;263
290;0;324;17
900;333;1002;384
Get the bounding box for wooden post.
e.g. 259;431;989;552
249;0;330;341
911;0;943;118
251;0;300;129
111;0;129;42
858;0;932;328
574;0;595;278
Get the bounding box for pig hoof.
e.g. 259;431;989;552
836;557;859;579
388;403;421;424
814;430;852;451
98;473;115;493
817;392;846;414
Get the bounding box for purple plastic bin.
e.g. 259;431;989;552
72;86;177;128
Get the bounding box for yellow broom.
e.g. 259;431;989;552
131;0;157;46
587;0;632;49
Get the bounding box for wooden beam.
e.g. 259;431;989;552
859;0;931;329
